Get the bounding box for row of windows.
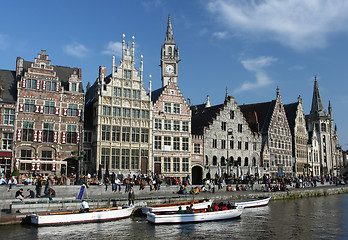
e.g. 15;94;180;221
22;100;79;116
102;106;149;119
154;156;189;173
24;79;78;92
101;125;149;143
100;148;148;170
154;119;189;131
212;139;257;151
164;103;180;114
269;139;291;150
113;87;141;99
154;136;189;151
206;156;257;167
221;122;242;132
271;155;292;166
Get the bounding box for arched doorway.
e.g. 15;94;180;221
192;166;203;185
66;158;77;176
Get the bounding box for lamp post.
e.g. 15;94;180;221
227;128;233;177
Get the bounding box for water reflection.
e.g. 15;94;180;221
1;195;347;239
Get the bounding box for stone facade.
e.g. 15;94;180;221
15;50;84;175
85;37;152;176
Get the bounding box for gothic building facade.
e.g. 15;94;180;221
85;36;152;176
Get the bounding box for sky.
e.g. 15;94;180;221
1;0;348;149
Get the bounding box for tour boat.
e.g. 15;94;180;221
30;206;134;226
141;199;214;215
146;208;243;224
231;196;271;208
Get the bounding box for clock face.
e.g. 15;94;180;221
166;65;174;74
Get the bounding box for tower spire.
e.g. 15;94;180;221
310;76;326;118
165;14;174;43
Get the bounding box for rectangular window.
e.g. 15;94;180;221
121;149;130;169
192;143;200;155
67;124;77;143
230;140;234;149
68;104;78;116
83;132;92;142
164;157;171;172
245;142;249;150
238;141;242;150
164;103;171;113
24;99;35;112
44;101;55;114
230;110;234;119
43;123;54;143
113;87;121;97
3;109;14;125
221;122;226;131
113;107;121;116
164;136;171;146
71;83;77;91
101;148;110;169
182;137;189;151
27;79;37;89
253;142;257;151
131;149;139;169
154;119;162;130
46;81;57;91
132;128;140;142
102;125;111;141
182;158;189;172
164;120;171;131
141;110;149;119
123;89;131;98
213;139;217;148
238;124;243;133
155;136;162;150
141;129;149;143
84;149;92;162
173;104;180;114
123;108;130;117
173;137;180;150
132;109;140;118
2;133;13;150
112;126;121;141
103;106;111;116
22;121;34;142
111;148;120;169
132;90;140;99
173;157;180;172
173;121;180;131
182;121;189;132
122;127;130;142
123;70;131;79
221;139;226;149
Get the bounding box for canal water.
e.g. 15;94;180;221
1;194;347;239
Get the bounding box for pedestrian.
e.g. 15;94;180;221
105;177;110;191
36;176;43;198
128;186;135;206
26;189;35;198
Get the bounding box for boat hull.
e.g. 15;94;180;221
31;207;134;226
231;196;271;208
142;199;213;215
146;208;242;224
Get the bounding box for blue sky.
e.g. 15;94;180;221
1;0;348;148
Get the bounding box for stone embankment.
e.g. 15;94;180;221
0;184;347;225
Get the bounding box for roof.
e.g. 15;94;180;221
191;103;224;135
238;101;275;134
284;102;298;136
151;86;166;102
23;60;84;93
0;69;17;103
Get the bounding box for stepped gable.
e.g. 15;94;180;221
238;101;274;134
22;60;83;93
191;103;224;135
284;102;299;136
0;69;17;103
151;86;166;103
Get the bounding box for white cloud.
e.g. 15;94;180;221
64;43;89;58
234;56;277;93
213;31;228;39
102;41;123;57
0;34;8;50
206;0;348;50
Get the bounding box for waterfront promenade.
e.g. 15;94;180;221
1;183;347;225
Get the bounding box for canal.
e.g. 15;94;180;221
1;194;347;239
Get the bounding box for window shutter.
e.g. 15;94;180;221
38;130;42;142
36;162;40;171
61;132;66;144
22;79;26;88
42;81;46;90
63;108;67;116
33;130;38;142
52;161;56;171
40;106;44;113
53;131;58;143
19;104;24;112
78;109;82;117
15;159;20;169
55;107;60;115
31;163;36;171
56;82;60;92
77;132;80;143
36;80;40;90
17;129;22;141
35;106;40;113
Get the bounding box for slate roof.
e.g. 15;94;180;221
23;61;84;93
151;86;166;102
238;101;275;134
0;69;17;103
191;103;224;135
284;102;298;136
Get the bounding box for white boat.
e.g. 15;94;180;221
146;208;243;224
231;196;271;208
142;199;214;215
30;206;134;226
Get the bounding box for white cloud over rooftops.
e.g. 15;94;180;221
102;41;123;57
63;43;89;58
207;0;348;50
0;34;8;50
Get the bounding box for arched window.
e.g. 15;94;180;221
221;157;226;166
213;156;217;166
253;157;256;166
236;157;241;166
205;155;209;166
244;157;249;166
168;46;172;55
321;123;326;132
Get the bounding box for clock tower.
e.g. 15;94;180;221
161;14;179;87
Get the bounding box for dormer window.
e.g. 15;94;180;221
71;82;77;91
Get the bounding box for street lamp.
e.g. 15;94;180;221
227;128;233;177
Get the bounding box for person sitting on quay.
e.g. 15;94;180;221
26;189;35;199
8;176;17;191
48;188;55;200
177;206;184;214
15;188;24;202
201;185;208;192
80;200;90;213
